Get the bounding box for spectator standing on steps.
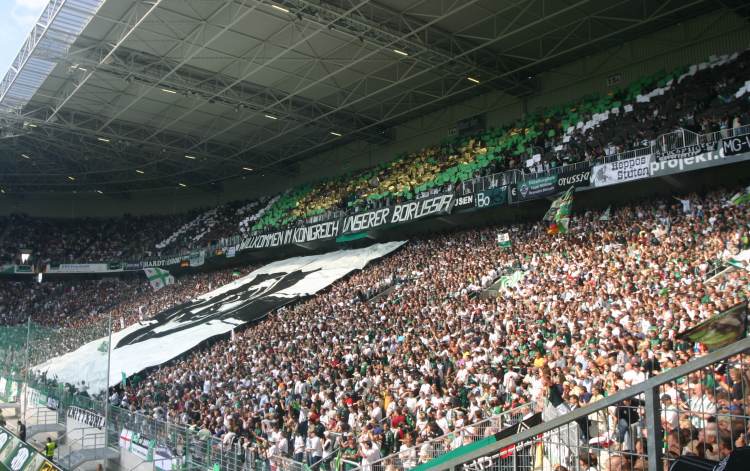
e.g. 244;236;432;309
44;437;56;460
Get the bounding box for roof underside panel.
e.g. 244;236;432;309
0;0;739;195
0;0;105;112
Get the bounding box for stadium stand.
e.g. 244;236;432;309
156;198;270;252
4;185;750;470
0;267;254;330
0;266;253;373
2;52;749;268
250;52;750;232
2;3;750;471
0;213;194;265
106;187;749;469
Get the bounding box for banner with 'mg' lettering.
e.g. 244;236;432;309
722;133;750;157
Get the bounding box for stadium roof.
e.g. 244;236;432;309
0;0;746;195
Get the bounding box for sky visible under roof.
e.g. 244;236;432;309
0;0;48;81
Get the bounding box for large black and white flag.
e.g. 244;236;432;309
34;242;405;392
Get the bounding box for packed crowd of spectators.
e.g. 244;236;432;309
0;213;194;265
0;277;138;328
0;197;272;265
0;266;254;374
545;52;750;169
252;51;750;231
156;199;271;252
84;186;750;471
2;52;749;265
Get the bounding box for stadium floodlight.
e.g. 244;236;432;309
136;169;145;174
264;114;278;120
184;154;197;160
97;137;110;142
0;188;4;194
178;183;187;187
330;131;342;137
242;167;253;171
160;88;177;94
26;122;37;128
96;190;103;194
467;77;480;84
271;4;289;13
67;176;76;181
21;153;30;159
393;49;409;56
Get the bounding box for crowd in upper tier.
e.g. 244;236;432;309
72;186;749;471
2;52;749;266
250;51;750;231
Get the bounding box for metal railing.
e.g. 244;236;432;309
419;336;750;471
347;402;536;471
25;119;750;269
514;123;749;186
54;426;109;469
107;405;257;471
270;453;309;471
457;170;522;195
654;128;700;154
703;124;750;145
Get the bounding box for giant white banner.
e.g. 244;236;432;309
34;242;406;392
589;154;652;187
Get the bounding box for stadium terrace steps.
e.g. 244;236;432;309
59;447;120;470
26;423;65;439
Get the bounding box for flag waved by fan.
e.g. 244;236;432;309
143;268;175;291
728;185;750;206
544;187;574;234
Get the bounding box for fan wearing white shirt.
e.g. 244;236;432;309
359;436;381;471
370;400;383;422
306;429;323;467
293;434;306;462
660;394;679;431
399;434;417;470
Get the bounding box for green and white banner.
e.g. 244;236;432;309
544;187;574;234
498;271;524;290
0;426;61;471
143;268;175;291
189;251;205;267
0;379;19;403
119;429;155;462
0;266;33;276
512;175;557;201
1;441;34;471
497;233;511;248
